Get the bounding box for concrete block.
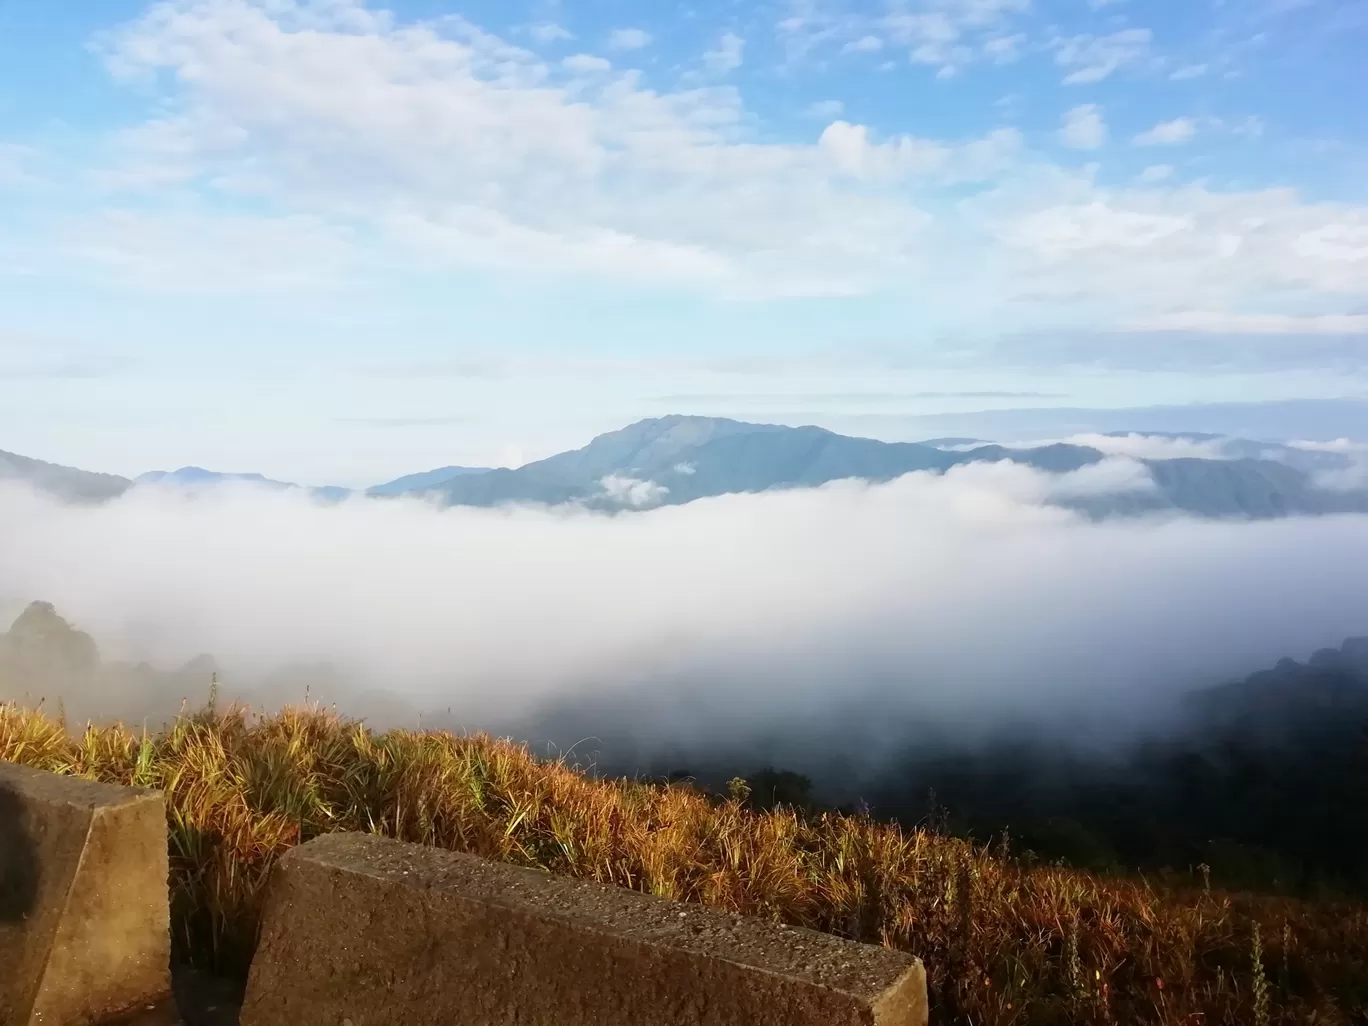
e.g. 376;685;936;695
241;832;927;1026
0;761;171;1026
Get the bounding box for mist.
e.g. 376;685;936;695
3;460;1368;781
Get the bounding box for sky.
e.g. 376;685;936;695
0;0;1366;486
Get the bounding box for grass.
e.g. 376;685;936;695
4;699;1368;1025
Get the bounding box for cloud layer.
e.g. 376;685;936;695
24;0;1348;326
4;467;1368;765
88;0;1018;298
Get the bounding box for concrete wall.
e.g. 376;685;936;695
0;761;172;1026
241;831;927;1026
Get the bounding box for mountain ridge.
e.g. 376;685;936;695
404;416;1368;520
0;448;131;502
136;466;352;502
4;414;1367;519
366;466;493;496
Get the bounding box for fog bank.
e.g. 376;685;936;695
3;461;1368;767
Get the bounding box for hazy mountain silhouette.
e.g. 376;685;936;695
6;414;1367;518
0;601;221;724
380;415;1368;519
366;466;494;496
884;396;1368;443
136;468;351;502
859;634;1368;894
0;449;130;502
508;628;1368;895
6;595;1368;894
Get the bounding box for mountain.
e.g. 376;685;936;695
0;448;131;502
1204;438;1350;475
1;600;99;677
137;467;351;502
862;633;1368;892
917;437;988;448
366;466;493;497
408;416;787;508
137;467;288;488
8;414;1368;519
415;417;1098;509
399;415;1368;520
0;600;223;724
879;397;1368;444
1090;432;1352;475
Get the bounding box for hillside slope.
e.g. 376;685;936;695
412;415;1368;519
2;699;1365;1026
0;448;131;502
7;416;1368;519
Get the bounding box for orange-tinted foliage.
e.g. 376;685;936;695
3;700;1365;1025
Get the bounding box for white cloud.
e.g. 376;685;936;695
1138;164;1174;183
890;12;970;72
1134;117;1197;146
8;471;1368;748
984;33;1025;63
1059;433;1227;461
1170;63;1208;80
1059;105;1108;150
1304;444;1368;492
775;2;854;65
704;32;746;74
1290;439;1368;455
1295;222;1368;267
980;171;1368;309
1128;311;1368;335
607;28;651;50
598;474;669;507
1047;457;1156;498
562;53;611;73
529;22;572;43
1003;202;1191;256
1282;442;1368;494
1314;465;1368;492
95;0;1015;298
1053;28;1152;84
50;0;1368;322
841;34;883;54
818;121;1022;183
881;0;1029;74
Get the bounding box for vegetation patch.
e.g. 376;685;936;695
3;700;1366;1026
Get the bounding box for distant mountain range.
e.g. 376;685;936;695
365;466;494;497
4;414;1367;520
366;416;1368;519
0;448;130;503
135;467;353;503
821;397;1368;445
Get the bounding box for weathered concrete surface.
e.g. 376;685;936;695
241;832;927;1026
96;968;242;1026
0;760;171;1026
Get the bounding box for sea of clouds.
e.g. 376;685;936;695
4;453;1368;772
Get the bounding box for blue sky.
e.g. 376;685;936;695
0;0;1365;484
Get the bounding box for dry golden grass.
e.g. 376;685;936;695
3;699;1366;1025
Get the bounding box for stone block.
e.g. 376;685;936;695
241;831;926;1026
0;761;171;1026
